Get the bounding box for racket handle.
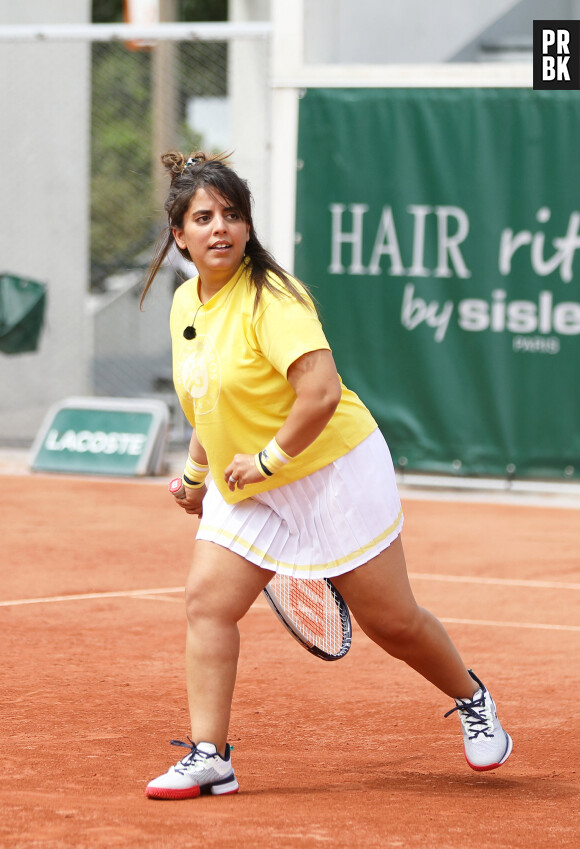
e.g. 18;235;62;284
169;477;186;499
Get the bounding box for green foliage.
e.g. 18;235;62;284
92;0;123;23
181;0;227;21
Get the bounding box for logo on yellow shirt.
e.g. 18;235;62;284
178;335;221;415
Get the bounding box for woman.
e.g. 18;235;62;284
142;152;512;800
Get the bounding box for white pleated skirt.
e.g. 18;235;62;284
196;428;403;580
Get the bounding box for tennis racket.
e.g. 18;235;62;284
169;477;352;661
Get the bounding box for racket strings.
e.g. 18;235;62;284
268;575;345;655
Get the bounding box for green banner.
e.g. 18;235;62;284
295;88;580;480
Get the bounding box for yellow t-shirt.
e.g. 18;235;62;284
170;259;377;503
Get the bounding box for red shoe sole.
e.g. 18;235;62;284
145;784;240;800
466;757;504;772
145;785;202;800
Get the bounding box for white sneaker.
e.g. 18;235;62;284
445;670;513;771
146;740;239;800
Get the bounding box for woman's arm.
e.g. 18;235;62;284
174;429;209;516
188;429;209;465
275;349;342;456
224;349;342;490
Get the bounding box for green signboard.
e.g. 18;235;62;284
31;397;169;476
295;88;580;480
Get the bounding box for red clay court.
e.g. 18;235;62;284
1;471;579;848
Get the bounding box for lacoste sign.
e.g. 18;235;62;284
30;397;170;476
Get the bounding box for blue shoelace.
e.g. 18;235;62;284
444;691;494;739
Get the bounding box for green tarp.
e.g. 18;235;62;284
0;273;46;354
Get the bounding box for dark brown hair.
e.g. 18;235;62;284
140;151;313;311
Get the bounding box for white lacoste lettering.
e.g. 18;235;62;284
44;429;147;455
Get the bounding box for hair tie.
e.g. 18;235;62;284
184;157;200;171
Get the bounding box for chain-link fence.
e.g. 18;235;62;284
0;23;271;445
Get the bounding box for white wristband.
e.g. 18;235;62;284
254;437;293;478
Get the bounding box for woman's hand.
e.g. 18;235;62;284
224;454;264;491
173;483;206;516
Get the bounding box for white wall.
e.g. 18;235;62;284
455;0;580;60
0;0;92;442
304;0;521;63
0;0;88;24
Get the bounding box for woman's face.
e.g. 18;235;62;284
173;186;250;291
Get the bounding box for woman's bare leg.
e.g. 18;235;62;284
184;541;273;754
332;535;476;700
